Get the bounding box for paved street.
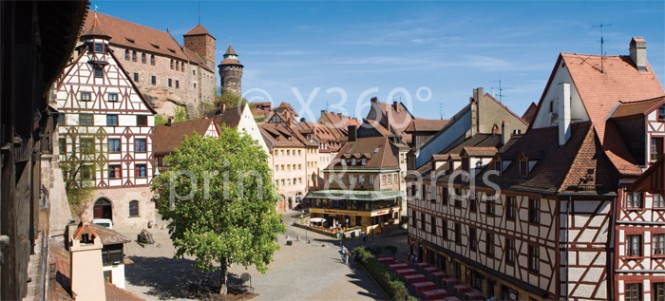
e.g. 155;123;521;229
119;211;406;300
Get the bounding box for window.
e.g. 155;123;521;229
137;115;148;126
151;76;156;85
654;283;665;301
659;105;665;121
454;223;462;245
420;213;426;231
170;59;174;69
654;234;665;256
133;73;139;82
108;138;121;153
80;91;91;101
528;245;539;272
506;196;516;220
129;200;139;217
411;210;417;227
176;61;180;71
175;80;179;89
626;235;642;257
470;192;477;212
108;165;121;179
106;115;118;126
361;158;367;166
141;53;146;63
469;227;477;251
655;194;665;208
486;195;495;216
442;220;448;240
506;238;515;264
351;158;356;166
58;138;66;154
529;199;540;224
79;114;93;125
80;137;94;150
124;49;129;60
462;158;469;171
58;113;66;125
150;54;155;65
80;165;95;181
135;164;147;178
486;232;494;257
131;50;136;62
194;83;196;88
625;283;641;301
135;139;147;152
94;43;103;53
94;65;104;78
430;216;436;235
652;137;663;162
193;70;196;75
627;192;643;209
168;78;172;87
519;159;528;177
108;93;118;102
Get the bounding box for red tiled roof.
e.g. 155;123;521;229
630;158;665;193
153;119;219;155
521;102;538;125
609;96;665;119
81;13;111;40
214;105;244;128
404;118;449;132
225;44;238;56
105;282;144;301
184;24;213;37
90;224;131;245
328;136;400;170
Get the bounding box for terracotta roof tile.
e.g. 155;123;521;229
81;13;111;40
462;146;498;157
153;119;219;154
213;105;244;128
521;102;538;125
328;136;399;170
225;44;238;56
184;24;212;37
90;223;131;245
105;282;145;301
404;118;449;132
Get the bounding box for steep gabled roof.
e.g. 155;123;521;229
153;119;219;155
214;105;244;128
404;118;449;133
521;102;538;125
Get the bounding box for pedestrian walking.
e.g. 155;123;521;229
361;232;367;244
341;245;347;264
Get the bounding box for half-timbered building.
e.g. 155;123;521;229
55;16;157;228
407;37;665;301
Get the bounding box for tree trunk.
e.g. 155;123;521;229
219;263;228;296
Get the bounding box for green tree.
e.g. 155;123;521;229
60;132;102;219
175;106;188;122
152;128;285;295
215;87;246;108
154;114;168;126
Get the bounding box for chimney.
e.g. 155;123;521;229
501;121;511;146
167;117;174;126
473;87;484;102
630;37;647;72
392;100;399;112
69;222;106;301
348;125;357;141
558;82;571;146
370;97;378;103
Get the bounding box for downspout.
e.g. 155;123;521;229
566;195;571;300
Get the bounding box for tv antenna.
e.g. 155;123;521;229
438;102;444;120
492;80;508;102
592;23;611;73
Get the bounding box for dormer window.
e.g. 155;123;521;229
659;105;665;121
341;160;346;166
351;158;356;166
462;158;470;171
94;43;103;53
361;158;367;166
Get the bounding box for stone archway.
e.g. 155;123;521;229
93;198;113;220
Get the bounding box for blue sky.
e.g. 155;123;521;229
99;1;664;121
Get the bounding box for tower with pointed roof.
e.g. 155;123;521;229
218;44;244;97
183;24;216;71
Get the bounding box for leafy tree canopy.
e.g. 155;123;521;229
153;128;284;294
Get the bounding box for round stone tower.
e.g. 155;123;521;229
218;44;244;97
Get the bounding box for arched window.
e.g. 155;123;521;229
170;59;174;69
124;49;129;60
93;198;113;220
131;50;136;62
129;200;139;217
141;53;146;64
176;61;180;71
150;54;155;66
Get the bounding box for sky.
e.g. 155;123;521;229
98;0;665;121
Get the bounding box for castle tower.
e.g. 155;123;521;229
183;24;216;70
218;44;244;97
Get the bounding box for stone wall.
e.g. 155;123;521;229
84;187;155;231
109;45;216;117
